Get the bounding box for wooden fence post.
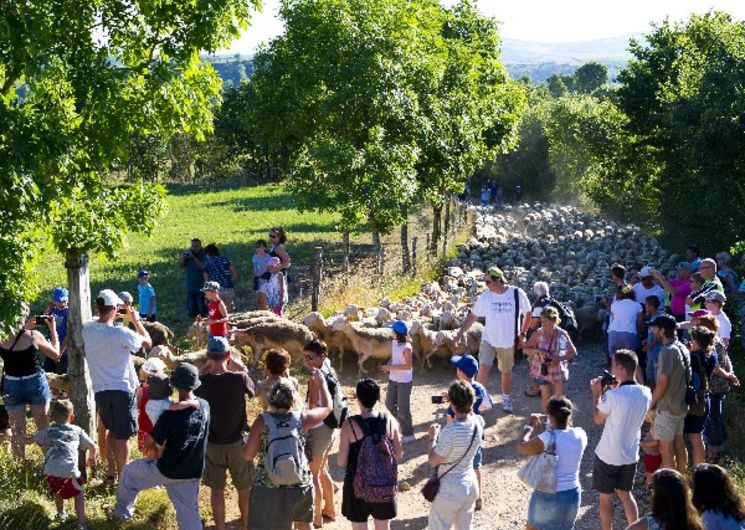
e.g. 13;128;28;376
311;246;323;312
411;236;418;277
378;245;386;277
426;233;431;258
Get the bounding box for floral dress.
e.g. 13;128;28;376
530;327;572;384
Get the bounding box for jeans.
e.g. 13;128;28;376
186;290;208;318
428;472;479;530
607;332;639;357
705;392;727;452
114;458;202;530
385;381;413;436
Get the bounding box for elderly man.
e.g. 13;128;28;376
633;266;665;308
455;266;531;413
687;258;724;310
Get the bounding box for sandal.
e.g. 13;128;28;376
475;498;483;511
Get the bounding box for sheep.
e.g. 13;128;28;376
437;322;484;359
143;321;177;352
409;320;449;368
331;318;392;374
231;316;314;364
302;311;354;365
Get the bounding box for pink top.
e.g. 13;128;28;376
669;278;692;316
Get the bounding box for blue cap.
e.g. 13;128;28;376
138;269;149;279
52;287;69;303
206;336;230;358
451;355;479;378
390;320;408;335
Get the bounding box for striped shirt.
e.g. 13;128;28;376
433;416;484;479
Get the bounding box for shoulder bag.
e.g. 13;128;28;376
421;424;478;502
516;429;558;493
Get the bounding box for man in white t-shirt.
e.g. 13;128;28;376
633;267;665;308
590;349;652;530
83;289;151;482
455;266;531;413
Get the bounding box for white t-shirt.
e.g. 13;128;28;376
633;283;665;307
594;383;652;465
537;427;587;492
471;287;531;348
145;398;174;426
608;299;642;334
82;321;143;393
716;312;732;340
388;341;413;383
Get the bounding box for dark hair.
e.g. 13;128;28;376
632;262;643;273
256;239;268;249
690;326;715;351
611;263;626;281
270;227;287;245
356;378;380;409
651;469;704;530
617;284;636;301
265;349;291;376
448;380;475;414
687;245;700;257
645;295;661;309
546;395;573;429
613;349;638;375
304;339;328;358
191;238;201;244
692;463;745;521
394;331;410;344
204;243;219;257
50;399;74;423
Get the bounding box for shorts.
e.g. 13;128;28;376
643;454;662;474
203;439;254;490
307;424;336;461
654;409;686;442
341;477;397;523
684;412;708;435
527;487;580;530
46;475;83;500
3;373;51;408
472;446;483;469
592;456;636;494
248;484;314;530
478;342;514;372
95;390;137;440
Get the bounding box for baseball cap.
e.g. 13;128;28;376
390;320;408;335
451;355;478;378
52;287;69;303
487;266;504;279
200;281;220;292
147;373;172;400
206;336;230;359
142;357;166;375
640;266;654;278
676;261;691;270
704;291;727;303
138;269;149;279
687;309;711;318
650;314;677;331
118;291;133;304
170;363;201;391
97;289;123;307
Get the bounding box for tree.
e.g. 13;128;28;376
1;0;257;443
574;62;609;94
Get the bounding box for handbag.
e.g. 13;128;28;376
516;429;557;493
421;425;478;502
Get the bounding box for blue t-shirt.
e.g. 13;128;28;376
701;510;745;530
138;283;156;315
51;306;68;350
252;253;271;278
204;256;234;289
447;381;487;417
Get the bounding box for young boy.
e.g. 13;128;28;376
199;281;229;338
44;287;69;375
252;239;271;292
137;269;157;322
641;295;665;388
15;399;96;529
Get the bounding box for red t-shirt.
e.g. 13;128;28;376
137;384;153;451
208;300;228;336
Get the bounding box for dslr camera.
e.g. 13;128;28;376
600;370;618;390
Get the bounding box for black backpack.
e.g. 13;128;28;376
322;371;348;429
548;298;578;334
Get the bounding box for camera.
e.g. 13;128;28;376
540;360;549;376
117;307;128;315
34;315;52;325
600;370;618;389
431;395;444;405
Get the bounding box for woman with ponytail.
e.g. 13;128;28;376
625;468;703;530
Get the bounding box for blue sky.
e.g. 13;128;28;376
220;0;745;55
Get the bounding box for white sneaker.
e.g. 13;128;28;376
501;394;513;413
402;435;417;444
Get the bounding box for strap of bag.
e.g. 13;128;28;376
677;341;692;384
437;424;479;480
514;287;520;346
544;429;557;455
9;328;25;351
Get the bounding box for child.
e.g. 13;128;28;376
137;269;157;322
43;287;69;375
199;281;229;338
640;426;661;492
381;320;414;443
260;256;287;316
144;365;200;431
252;239;271;292
15;399;96;529
135;358;165;456
642;295;665;388
443;354;489;511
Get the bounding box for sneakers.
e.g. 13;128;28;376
402;435;417;444
501;394;513;413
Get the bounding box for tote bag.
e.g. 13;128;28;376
516;429;557;493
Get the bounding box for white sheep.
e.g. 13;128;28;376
331;318;392;374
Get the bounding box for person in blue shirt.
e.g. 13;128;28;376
137;270;157;322
44;287;69;375
203;244;238;311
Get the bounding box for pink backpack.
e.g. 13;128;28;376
352;414;398;503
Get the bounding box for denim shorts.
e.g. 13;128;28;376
3;373;51;408
527;487;580;530
472;446;483;469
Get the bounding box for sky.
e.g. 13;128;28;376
221;0;745;55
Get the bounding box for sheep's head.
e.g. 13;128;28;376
303;311;327;331
330;317;351;332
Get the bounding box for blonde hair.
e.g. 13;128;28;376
50;399;74;424
541;306;560;322
267;378;300;411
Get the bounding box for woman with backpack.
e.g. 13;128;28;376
427;380;485;530
243;373;331;530
338;378;403;530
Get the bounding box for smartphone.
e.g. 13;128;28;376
34;315;52;325
431;395;444;405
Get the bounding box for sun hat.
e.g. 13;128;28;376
170;363;201;391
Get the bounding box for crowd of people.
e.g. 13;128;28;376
2;231;745;530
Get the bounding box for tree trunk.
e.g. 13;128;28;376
400;223;410;273
342;230;350;272
65;250;95;478
371;226;381;253
311;247;323;312
432;204;442;256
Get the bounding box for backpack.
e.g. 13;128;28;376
352;414;398;503
687;350;709;417
322;370;349;430
548;298;578;334
261;412;308;486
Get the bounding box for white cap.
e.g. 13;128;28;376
640;266;654;278
118;291;134;304
97;289;123;307
142;358;166;375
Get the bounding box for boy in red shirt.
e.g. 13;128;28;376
198;281;228;338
